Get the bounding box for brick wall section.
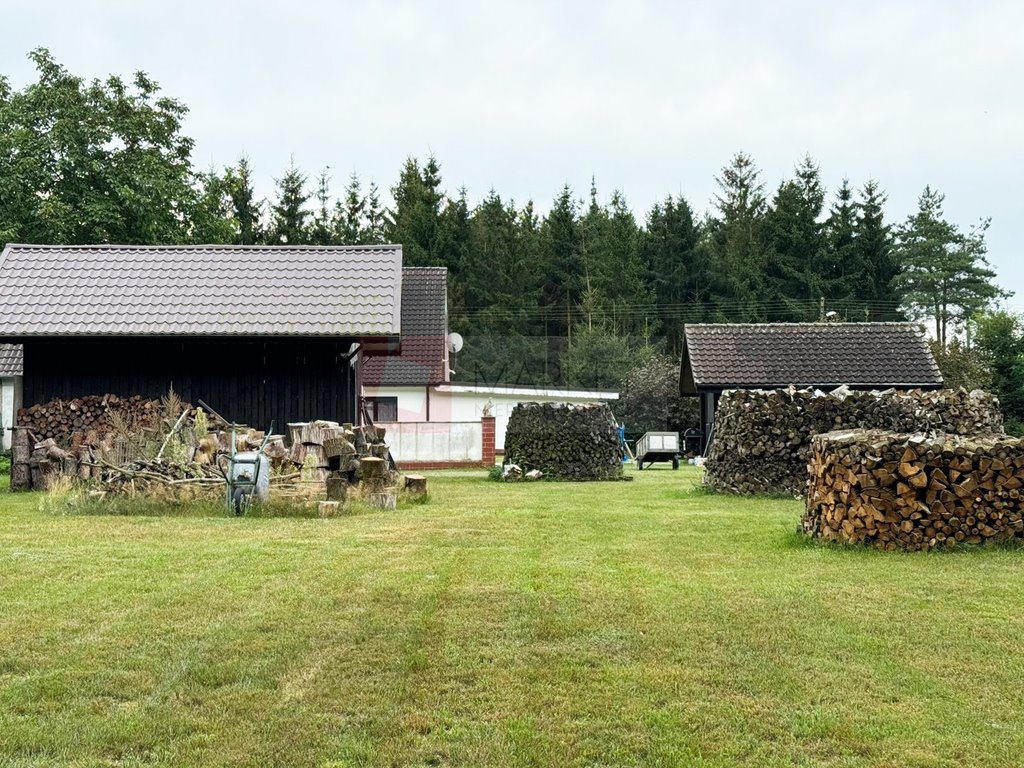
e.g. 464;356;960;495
482;416;496;466
398;460;487;470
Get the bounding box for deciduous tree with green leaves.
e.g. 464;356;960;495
0;48;196;246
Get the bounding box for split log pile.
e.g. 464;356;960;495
504;402;623;481
17;394;171;446
803;429;1024;551
11;392;412;511
704;387;1003;495
285;420;399;508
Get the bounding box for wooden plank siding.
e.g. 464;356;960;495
22;337;359;431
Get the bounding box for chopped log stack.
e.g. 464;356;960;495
705;387;1003;495
17;394;171;446
11;393;415;512
504;402;623;481
803;429;1024;551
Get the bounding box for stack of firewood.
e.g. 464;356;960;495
705;387;1003;495
803;429;1024;550
504;402;623;481
17;394;173;446
286;420;397;506
11;393;407;510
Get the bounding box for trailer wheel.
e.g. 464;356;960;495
636;458;643;471
672;457;680;470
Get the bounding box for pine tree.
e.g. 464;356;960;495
708;152;769;321
823;178;860;313
894;187;1006;346
386;155;444;265
580;185;650;336
454;191;547;386
436;187;471;276
226;156;264;245
309;169;334;245
641;195;705;354
539;185;584;339
269;159;311;245
334;173;366;245
364;182;385;245
853;180;900;319
763;156;828;320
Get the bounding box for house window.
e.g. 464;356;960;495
366;396;398;422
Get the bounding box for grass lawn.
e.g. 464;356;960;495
1;467;1023;767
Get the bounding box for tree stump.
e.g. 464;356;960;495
326;475;348;502
358;457;385;481
318;501;340;518
403;474;428;498
11;427;31;464
10;462;31;491
367;491;397;510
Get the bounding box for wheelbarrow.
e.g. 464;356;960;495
219;423;273;515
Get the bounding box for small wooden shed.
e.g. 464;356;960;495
680;322;945;452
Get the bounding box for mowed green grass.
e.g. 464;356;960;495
1;467;1023;768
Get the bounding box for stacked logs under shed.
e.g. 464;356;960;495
18;394;168;445
704;387;1003;496
803;429;1024;551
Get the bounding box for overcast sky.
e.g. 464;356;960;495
6;1;1023;302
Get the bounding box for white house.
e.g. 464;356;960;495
361;269;618;466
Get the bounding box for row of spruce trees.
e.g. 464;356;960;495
0;49;1007;394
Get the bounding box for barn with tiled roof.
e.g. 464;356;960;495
0;243;406;430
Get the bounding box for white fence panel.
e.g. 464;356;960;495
379;421;483;463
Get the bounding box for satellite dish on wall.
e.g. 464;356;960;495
447;332;464;354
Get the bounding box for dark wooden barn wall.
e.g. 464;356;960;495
23;337;357;430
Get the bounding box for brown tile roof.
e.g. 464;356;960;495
681;322;943;393
0;244;402;337
0;344;22;377
361;267;448;387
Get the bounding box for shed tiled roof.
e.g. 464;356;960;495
0;344;22;377
681;323;943;393
0;244;403;336
362;267;448;387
